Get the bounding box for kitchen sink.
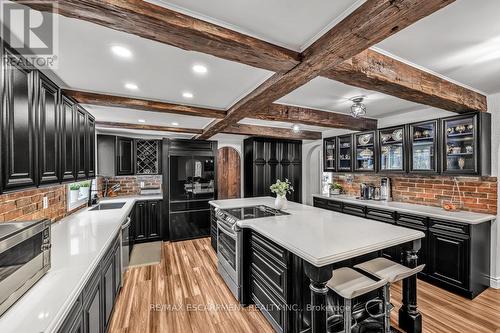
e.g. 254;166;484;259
89;202;126;211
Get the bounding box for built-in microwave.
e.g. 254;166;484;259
0;219;51;316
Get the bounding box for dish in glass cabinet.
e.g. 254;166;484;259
455;125;466;133
413;130;422;139
381;133;392;143
422;129;431;137
358;134;372;145
359;148;373;158
447;127;454;135
467;124;474;132
392;129;403;141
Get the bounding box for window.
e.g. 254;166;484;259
67;180;93;210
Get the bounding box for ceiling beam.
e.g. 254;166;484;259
256;104;377;131
95;121;203;134
222;123;322;140
64;90;226;119
65;89;375;130
322;49;487;113
198;0;456;139
17;0;300;72
95;120;321;140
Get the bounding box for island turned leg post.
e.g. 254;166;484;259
399;239;422;333
304;262;332;333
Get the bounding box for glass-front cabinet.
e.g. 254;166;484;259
409;120;438;173
378;126;406;172
354;131;376;172
442;114;480;174
337;135;352;171
323;137;336;172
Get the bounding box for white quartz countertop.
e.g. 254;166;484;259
0;194;162;333
209;197;424;267
313;194;496;225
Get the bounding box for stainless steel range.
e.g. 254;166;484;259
215;205;289;301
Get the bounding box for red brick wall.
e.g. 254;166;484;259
95;175;162;197
331;174;497;215
0;184;85;223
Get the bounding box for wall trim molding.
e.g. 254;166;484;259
490;275;500;289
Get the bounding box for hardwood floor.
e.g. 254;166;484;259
110;238;500;333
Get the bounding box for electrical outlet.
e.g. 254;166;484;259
140;181;145;188
43;197;49;209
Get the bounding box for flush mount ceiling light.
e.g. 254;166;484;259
182;91;194;99
138;119;146;123
124;82;138;90
350;97;367;118
111;45;132;59
192;64;208;74
171;122;179;126
292;124;301;133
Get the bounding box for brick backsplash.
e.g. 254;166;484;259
330;173;497;215
0;184;85;223
96;175;162;197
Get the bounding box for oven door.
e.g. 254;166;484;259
217;220;240;296
0;223;49;314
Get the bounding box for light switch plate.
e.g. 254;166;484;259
43;197;49;209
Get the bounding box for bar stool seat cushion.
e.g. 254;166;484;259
327;267;387;300
355;257;425;283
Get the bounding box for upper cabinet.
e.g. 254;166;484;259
0;43;96;194
354;131;376;172
323;137;336;172
323;112;491;176
135;139;160;175
1;47;37;191
116;137;135;176
409;120;439;174
442;113;491;176
378;125;406;173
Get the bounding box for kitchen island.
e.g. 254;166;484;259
210;197;425;333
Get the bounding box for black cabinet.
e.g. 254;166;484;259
58;296;84;333
442;113;491;175
76;106;87;180
313;197;492;298
409;120;439;174
323;137;336;172
169;209;210;241
61;95;76;181
87;115;96;178
337;134;352;172
244;138;302;203
116;137;134;175
131;200;163;243
83;273;102;333
378;125;406;173
353;131;376;172
102;251;115;331
1;46;37;191
37;74;60;184
210;206;217;250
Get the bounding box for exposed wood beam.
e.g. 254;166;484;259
198;0;455;139
95;121;203;134
64;90;226;119
222;123;322;140
322;49;487;113
17;0;300;72
96;120;321;140
255;104;377;131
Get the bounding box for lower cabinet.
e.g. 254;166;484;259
131;200;162;243
58;236;122;333
313;197;491;299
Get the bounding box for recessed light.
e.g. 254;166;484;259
111;45;132;58
292;124;300;133
192;64;207;74
138;119;146;123
171;122;179;126
182;91;194;99
125;82;138;90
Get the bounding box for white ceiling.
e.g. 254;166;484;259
95;127;195;139
239;118;331;132
84;105;214;129
147;0;365;51
278;77;435;119
376;0;500;95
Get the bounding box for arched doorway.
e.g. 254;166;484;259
304;144;321;205
217;147;241;199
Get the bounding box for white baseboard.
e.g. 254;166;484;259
490;276;500;289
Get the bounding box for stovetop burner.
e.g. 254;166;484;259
224;205;289;220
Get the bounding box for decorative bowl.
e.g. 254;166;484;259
358;134;371;146
392;129;403;141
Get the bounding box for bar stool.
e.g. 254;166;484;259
354;257;425;333
326;267;387;333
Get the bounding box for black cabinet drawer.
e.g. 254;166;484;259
326;200;342;212
429;219;469;235
342;203;366;217
251;232;288;266
366;207;395;223
251;244;288;300
313;197;328;209
396;213;428;230
251;269;287;333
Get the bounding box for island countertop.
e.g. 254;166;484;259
312;194;496;225
0;195;162;333
209;197;424;267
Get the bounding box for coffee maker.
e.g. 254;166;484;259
360;183;375;200
380;177;391;201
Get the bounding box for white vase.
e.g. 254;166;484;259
70;190;79;203
275;195;287;210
